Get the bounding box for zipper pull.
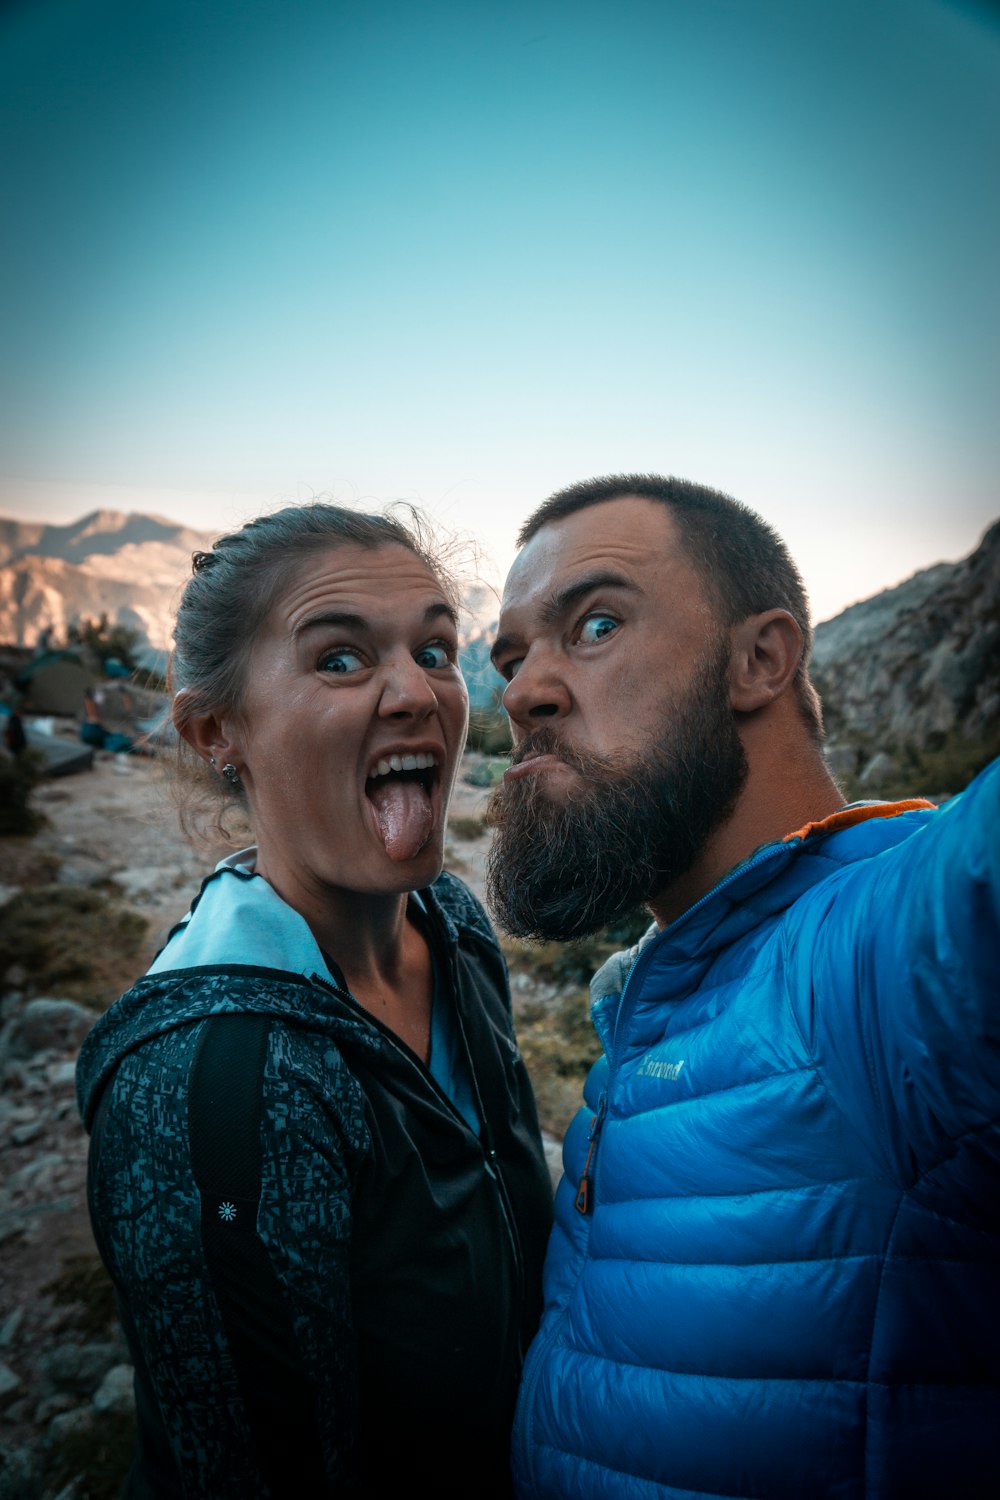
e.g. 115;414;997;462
574;1091;607;1215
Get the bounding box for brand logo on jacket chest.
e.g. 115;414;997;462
636;1056;686;1081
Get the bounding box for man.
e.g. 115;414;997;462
487;474;1000;1500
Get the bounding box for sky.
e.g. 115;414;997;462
1;0;998;624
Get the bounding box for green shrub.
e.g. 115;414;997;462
67;613;141;673
465;711;512;755
463;756;507;788
896;729;1000;799
837;727;1000;803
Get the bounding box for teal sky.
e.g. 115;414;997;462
1;0;997;622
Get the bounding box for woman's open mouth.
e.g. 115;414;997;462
365;752;440;861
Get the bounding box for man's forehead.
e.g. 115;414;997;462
502;496;687;612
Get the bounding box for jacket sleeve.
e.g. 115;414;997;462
808;756;1000;1197
87;1015;367;1497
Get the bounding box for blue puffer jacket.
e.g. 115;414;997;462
513;760;1000;1500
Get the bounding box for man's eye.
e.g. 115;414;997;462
578;615;618;644
498;657;522;682
318;648;365;674
414;643;452;669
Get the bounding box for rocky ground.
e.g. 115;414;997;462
0;746;543;1500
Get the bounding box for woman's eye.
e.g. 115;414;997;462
578;614;618;645
414;643;452;670
318;648;365;674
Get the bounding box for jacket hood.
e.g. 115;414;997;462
76;853;491;1128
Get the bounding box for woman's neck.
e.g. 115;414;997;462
258;861;434;1061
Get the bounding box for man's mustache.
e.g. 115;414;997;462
509;729;565;768
509;729;632;780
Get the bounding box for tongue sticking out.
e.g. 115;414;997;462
367;777;434;861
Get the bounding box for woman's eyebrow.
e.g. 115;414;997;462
294;601;458;640
294;611;369;639
426;601;460;629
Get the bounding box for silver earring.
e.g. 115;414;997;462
221;762;241;787
209;755;217;768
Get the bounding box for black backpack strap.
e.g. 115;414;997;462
188;1011;328;1495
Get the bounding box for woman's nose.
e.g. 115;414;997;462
378;656;439;719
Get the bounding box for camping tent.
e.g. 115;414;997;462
14;651;90;715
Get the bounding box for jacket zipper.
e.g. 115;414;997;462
348;942;529;1355
573;1089;607;1214
524;840;804;1493
444;942;529;1360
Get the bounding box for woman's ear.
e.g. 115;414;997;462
728;609;803;714
173;691;239;768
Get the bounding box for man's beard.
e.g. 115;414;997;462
485;644;748;941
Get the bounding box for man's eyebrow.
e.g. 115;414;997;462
538;570;638;626
295;601;458;639
490;570;637;668
490;632;517;670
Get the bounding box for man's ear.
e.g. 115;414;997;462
728;610;803;714
173;691;240;768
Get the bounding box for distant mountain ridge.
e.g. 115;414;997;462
0;510;216;570
0;510;219;652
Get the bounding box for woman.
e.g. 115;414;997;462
77;504;553;1497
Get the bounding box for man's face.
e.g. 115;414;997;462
486;497;748;938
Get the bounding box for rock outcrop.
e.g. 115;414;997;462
811;519;1000;790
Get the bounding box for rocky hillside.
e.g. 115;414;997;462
0;512;218;651
812;518;1000;792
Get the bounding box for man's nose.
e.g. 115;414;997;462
501;647;570;727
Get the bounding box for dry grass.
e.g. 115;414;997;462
42;1254;120;1341
448;814;488;841
0;885;148;1009
0;837;62;887
504;911;651;1137
47;1408;136;1500
514;989;602;1139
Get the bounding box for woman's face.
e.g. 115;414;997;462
229;542;469;906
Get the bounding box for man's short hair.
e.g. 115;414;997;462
519;473;823;739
